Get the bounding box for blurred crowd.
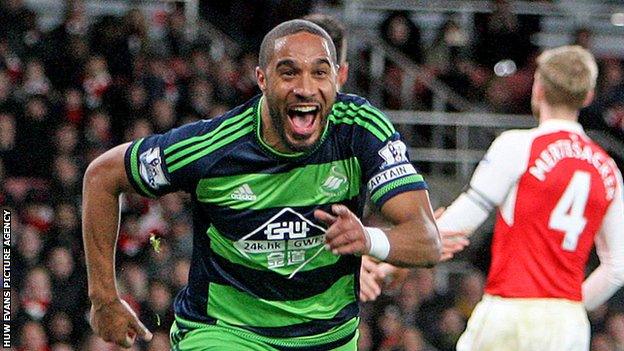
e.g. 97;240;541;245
2;0;623;350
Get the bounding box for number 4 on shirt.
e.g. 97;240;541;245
549;171;591;252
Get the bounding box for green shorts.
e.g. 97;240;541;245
170;316;359;351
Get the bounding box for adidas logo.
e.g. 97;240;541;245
230;184;257;201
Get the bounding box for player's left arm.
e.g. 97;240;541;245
436;131;530;260
316;190;441;267
582;170;624;311
378;189;442;266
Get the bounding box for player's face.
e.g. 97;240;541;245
257;32;337;153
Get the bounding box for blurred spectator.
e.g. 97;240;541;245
82;56;111;109
401;327;434;351
49;202;82;251
409;269;451;343
120;262;149;304
380;11;423;64
426;17;469;74
165;7;190;56
21;59;50;97
20;267;52;321
574;27;592;50
184;77;214;119
377;305;404;351
50;155;82;201
139;280;174;333
19;320;50;351
606;312;624;350
45;311;75;345
16;95;54;177
43;0;89;89
151;98;176;133
170;217;193;259
54;123;82;159
15;225;44;284
453;271;484;320
0;70;19;112
46;246;85;315
591;333;616;351
146;239;174;282
51;342;74;351
84;110;113;149
474;0;526;67
435;308;465;351
0;110;19;177
62;88;85;126
358;321;373;351
171;258;190;291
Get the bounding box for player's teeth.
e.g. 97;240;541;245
292;106;316;113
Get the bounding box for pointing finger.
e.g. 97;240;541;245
331;204;351;218
130;316;153;342
314;209;337;226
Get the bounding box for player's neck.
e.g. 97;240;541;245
538;103;579;124
260;97;289;153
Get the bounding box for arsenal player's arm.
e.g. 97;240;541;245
582;169;624;310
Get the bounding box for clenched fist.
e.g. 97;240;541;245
89;297;152;348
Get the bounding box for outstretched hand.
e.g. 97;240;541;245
359;256;399;302
89;298;152;348
315;204;370;256
434;207;470;261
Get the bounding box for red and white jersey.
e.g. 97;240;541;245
438;119;624;304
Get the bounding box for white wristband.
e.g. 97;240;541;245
364;226;390;260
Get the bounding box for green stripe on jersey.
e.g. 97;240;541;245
174;315;359;348
168;123;255;173
166;111;254;167
129;139;156;198
196;158;361;210
207;275;356;328
330;102;395;141
370;174;425;203
164;107;253;157
334;102;395;137
207;225;340;275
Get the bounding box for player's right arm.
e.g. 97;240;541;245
82;142;153;347
582;170;624;310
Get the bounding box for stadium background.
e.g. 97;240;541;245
2;0;624;350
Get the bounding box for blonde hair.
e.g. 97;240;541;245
536;45;598;108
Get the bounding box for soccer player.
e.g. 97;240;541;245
82;19;441;350
436;45;624;351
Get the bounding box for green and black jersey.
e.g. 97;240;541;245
124;93;427;347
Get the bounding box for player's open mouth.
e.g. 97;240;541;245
287;104;320;136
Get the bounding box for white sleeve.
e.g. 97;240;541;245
437;131;530;234
582;170;624;311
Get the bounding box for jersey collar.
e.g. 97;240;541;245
539;119;585;134
253;95;330;160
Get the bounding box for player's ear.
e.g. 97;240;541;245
533;74;545;101
256;66;267;92
582;89;595;107
337;62;349;89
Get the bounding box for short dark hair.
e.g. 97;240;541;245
258;19;337;70
303;14;347;64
